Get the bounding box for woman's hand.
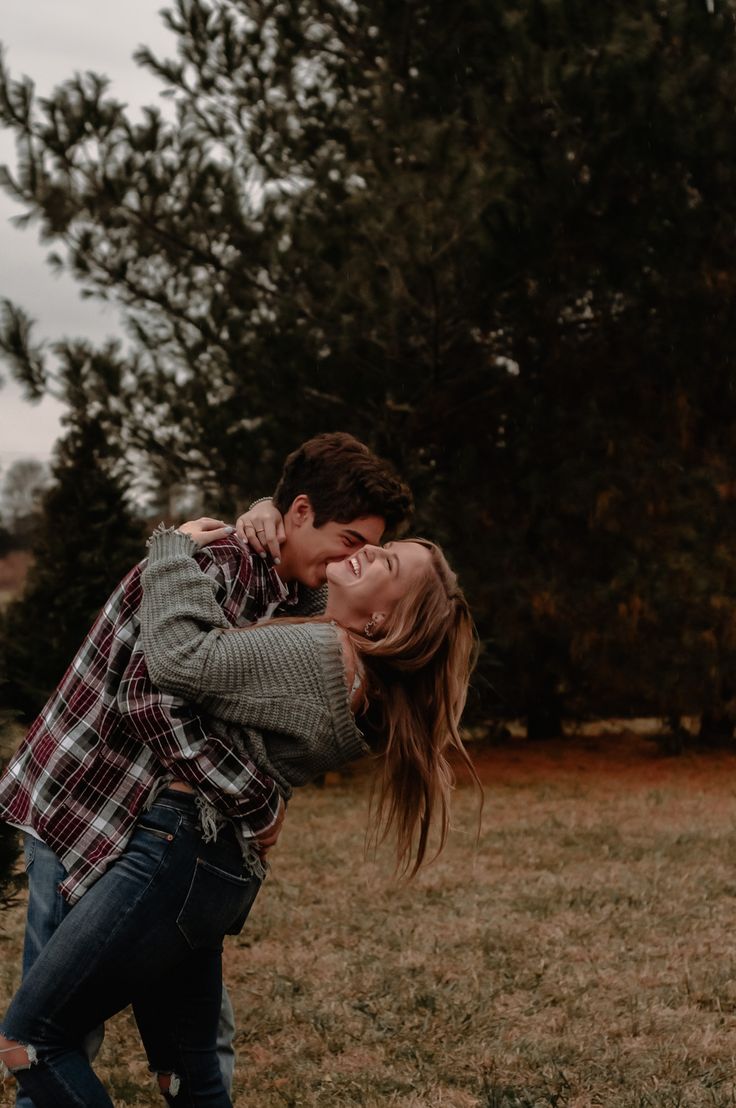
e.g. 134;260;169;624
176;518;235;548
235;500;286;562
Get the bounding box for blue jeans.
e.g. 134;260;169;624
15;836;105;1108
2;791;261;1107
14;834;238;1106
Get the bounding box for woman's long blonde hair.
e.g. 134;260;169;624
239;540;481;875
351;540;482;876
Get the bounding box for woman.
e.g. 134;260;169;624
1;521;479;1108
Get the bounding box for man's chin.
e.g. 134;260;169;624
305;570;328;590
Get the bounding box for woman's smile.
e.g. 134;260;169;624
325;542;432;630
336;549;375;584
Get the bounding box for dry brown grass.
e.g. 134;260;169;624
3;734;736;1106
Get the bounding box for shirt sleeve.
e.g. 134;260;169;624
116;537;282;834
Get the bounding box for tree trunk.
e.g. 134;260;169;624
698;710;734;747
526;703;564;741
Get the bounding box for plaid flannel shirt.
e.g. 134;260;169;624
0;536;315;905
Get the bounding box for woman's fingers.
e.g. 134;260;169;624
235;502;286;562
177;518;234;547
239;517;267;556
255;519;284;564
181;516;228;531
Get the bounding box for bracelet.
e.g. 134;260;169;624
247;496;273;512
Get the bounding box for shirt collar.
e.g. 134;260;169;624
262;560;299;619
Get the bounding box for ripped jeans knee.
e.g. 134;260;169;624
0;1031;38;1077
156;1070;181;1100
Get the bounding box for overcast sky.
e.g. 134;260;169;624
0;0;176;468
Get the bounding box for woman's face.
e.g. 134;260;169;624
324;541;432;631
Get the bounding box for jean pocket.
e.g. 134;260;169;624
176;858;261;951
134;799;185;841
136;823;176;843
128;810;183;875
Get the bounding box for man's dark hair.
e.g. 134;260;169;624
273;432;413;532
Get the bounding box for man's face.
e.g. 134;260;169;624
284;499;385;588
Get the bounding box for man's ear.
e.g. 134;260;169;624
287;494;315;528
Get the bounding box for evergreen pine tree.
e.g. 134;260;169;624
2;1;736;734
0;420;143;718
0;325;144;719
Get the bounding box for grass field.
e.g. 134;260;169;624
2;734;736;1107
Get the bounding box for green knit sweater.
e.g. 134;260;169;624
140;529;370;797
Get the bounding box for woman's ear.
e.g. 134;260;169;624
363;612;386;638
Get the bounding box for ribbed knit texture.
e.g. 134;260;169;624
140;530;369;796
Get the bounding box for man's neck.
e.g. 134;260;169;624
273;548;295;584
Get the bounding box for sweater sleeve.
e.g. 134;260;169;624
140;530;365;767
140;529;264;702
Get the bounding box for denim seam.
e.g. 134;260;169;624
26;814;184;1030
23;836;36;872
17;1053;93;1107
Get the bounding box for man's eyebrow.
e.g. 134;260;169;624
344;529;368;544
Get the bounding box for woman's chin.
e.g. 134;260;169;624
325;562;352;587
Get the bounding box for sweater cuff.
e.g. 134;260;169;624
146;524;199;563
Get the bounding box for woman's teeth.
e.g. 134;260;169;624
349;556;361;578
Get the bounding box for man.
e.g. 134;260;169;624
0;431;411;1104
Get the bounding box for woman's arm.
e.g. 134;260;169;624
141;526;368;783
140;528;257;701
140;527;359;715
